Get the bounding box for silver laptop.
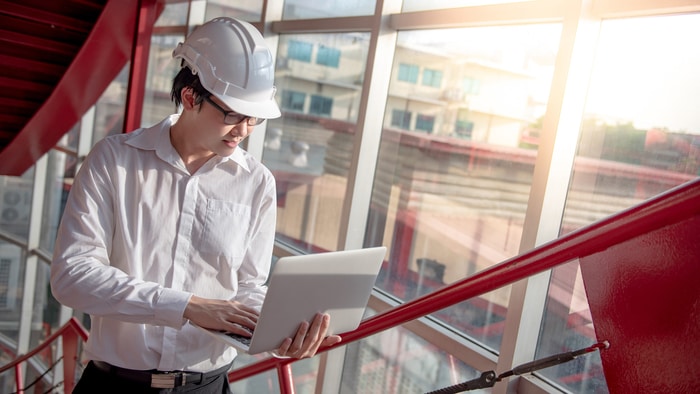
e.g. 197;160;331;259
196;246;387;355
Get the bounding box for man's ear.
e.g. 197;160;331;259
180;87;197;110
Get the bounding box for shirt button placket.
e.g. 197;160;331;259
160;175;199;370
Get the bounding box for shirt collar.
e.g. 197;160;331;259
124;114;251;173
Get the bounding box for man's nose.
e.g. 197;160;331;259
229;122;250;138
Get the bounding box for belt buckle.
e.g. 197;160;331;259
151;372;182;388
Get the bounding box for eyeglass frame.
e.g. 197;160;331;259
201;95;265;126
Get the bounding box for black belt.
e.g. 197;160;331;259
91;360;232;389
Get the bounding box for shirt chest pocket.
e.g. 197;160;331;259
200;199;252;259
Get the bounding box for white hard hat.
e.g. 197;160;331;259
172;17;281;119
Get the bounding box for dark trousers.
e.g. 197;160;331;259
73;361;232;394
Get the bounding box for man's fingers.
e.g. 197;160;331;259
302;313;330;355
322;335;342;347
272;313;336;359
288;320;310;355
186;297;261;333
295;314;331;358
231;301;260;316
310;313;330;336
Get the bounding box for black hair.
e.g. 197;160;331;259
171;65;212;107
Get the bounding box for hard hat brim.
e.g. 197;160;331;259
214;92;281;120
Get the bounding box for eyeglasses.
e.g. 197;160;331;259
201;95;265;126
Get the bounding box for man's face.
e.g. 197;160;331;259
194;95;257;157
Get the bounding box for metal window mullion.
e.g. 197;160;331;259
245;0;285;162
389;0;568;31
592;0;700;18
336;0;402;251
311;0;404;393
16;154;49;387
77;106;96;163
58;107;96;329
270;15;375;34
493;1;602;392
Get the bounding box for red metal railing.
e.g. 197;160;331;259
0;317;89;394
226;178;700;392
2;179;698;393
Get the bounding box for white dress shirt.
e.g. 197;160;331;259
51;114;276;372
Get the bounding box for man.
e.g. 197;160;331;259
51;17;340;393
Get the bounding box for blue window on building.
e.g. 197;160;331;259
422;69;443;88
398;63;419;83
310;95;333;116
281;90;306;112
317;45;341;68
455;120;474;139
462;77;481;94
416;114;435;133
288;40;313;62
391;109;412;129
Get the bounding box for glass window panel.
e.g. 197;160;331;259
28;261;55;351
537;260;608;393
142;34;183;128
283;0;376;19
340;319;482;393
265;33;370;253
367;24;561;352
290;357;322;392
204;0;263;22
563;13;700;233
230;355;321;393
39;150;75;253
0;242;26;344
230;356;281;392
91;65;129;144
403;0;533;13
55;122;80;152
539;13;700;393
154;2;189;26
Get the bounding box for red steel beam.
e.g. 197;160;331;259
0;0;138;176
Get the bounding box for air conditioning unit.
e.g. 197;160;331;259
0;244;20;310
0;177;32;231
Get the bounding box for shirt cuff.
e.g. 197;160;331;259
155;288;192;327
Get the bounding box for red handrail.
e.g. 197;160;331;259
227;178;700;392
5;179;699;393
0;317;89;394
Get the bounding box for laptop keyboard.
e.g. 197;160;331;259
226;332;252;346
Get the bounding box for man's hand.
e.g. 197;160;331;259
184;295;259;337
274;313;342;359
